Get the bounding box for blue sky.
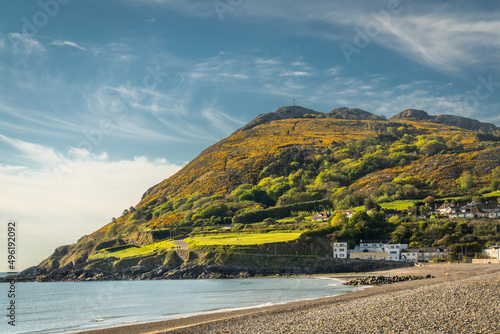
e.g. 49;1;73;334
1;0;500;270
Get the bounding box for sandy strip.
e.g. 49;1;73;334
74;263;500;334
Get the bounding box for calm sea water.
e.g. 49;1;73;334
0;276;357;334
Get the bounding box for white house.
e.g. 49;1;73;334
350;240;408;261
336;210;355;218
401;247;447;262
311;212;331;221
401;249;419;262
484;245;500;259
333;242;348;259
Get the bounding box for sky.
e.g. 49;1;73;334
1;0;500;270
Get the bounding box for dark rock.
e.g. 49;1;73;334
389;109;497;132
389;109;432;121
234;106;322;133
433;114;496;132
329;107;385;120
344;275;431;286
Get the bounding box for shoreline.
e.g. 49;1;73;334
74;263;500;334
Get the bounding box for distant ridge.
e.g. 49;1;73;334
236;106;497;133
389;109;497;132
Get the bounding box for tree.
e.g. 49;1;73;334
423;196;435;205
456;171;473;191
492;166;500;179
471;196;482;204
491;179;500;192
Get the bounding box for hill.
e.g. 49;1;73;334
17;105;500;280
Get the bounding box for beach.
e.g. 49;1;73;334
77;263;500;334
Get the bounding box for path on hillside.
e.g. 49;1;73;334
173;239;190;250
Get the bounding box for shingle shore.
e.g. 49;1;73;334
75;264;500;334
166;272;500;334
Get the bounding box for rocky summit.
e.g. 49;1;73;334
389;109;497;131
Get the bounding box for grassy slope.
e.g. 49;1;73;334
89;240;175;260
186;232;302;247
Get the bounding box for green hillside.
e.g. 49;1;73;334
35;106;500;273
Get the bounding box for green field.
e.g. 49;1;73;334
186;232;302;246
379;200;418;210
483;191;500;198
90;239;175;260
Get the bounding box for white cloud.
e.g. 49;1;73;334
279;71;313;77
51;40;86;51
0;135;183;271
326;66;342;76
7;32;45;55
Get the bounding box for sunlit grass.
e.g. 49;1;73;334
186;232;302;246
379;200;418;210
90;239;175;260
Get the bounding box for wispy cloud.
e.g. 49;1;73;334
51;40;86;51
131;1;500;74
201;105;246;135
279;71;313;77
326;66;342;76
7;32;45;56
374;13;500;73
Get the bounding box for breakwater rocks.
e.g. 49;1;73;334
344;275;433;286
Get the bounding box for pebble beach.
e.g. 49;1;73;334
77;263;500;334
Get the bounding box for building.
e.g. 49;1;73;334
448;202;486;219
336;210;355;218
350;240;408;261
401;247;447;262
436;203;456;216
401;249;419;262
418;247;447;261
311;212;331;221
484;245;500;259
479;201;500;218
350;251;387;260
385;243;408;261
381;209;404;219
333;242;348;259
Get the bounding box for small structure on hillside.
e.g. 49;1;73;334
311;212;331;221
336;210;355;218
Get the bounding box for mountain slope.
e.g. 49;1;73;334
24;106;500;278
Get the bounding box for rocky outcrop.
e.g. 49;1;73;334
389;109;497;131
389;109;433;121
329;107;385;120
433;114;496;131
234;106;322;133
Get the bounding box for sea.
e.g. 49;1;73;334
0;274;357;334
